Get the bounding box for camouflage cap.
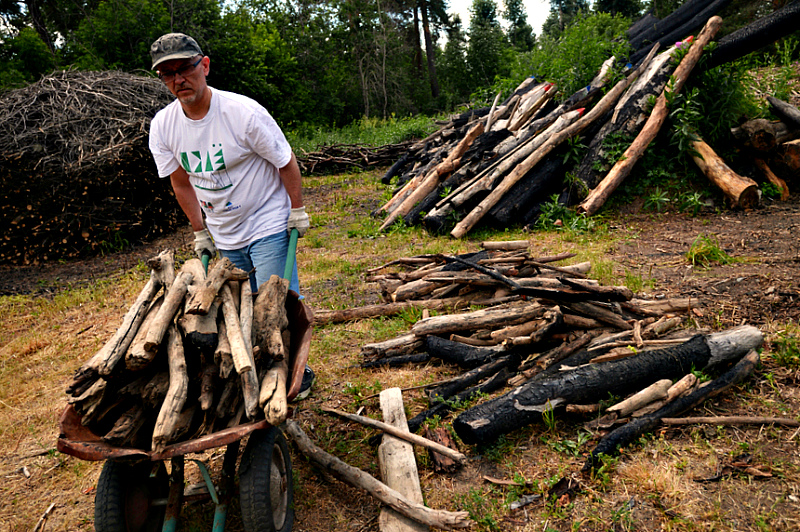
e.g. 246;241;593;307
150;33;203;70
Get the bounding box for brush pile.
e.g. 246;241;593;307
377;9;800;239
296;141;416;175
0;70;180;265
60;251;311;454
316;239;764;468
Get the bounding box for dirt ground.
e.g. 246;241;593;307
2;186;799;531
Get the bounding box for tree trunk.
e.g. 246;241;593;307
420;0;439;99
691;138;759;209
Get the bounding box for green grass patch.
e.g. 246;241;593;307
685;233;736;269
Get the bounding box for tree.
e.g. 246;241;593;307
467;0;509;88
438;14;471;105
594;0;642;19
541;0;590;38
503;0;535;51
419;0;440;97
0;27;56;90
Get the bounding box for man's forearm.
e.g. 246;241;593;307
279;153;304;208
170;171;205;231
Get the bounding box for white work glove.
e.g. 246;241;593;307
193;229;217;259
287;206;310;237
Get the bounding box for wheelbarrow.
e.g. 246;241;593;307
57;230;311;532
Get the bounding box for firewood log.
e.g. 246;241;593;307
579;16;723;216
262;358;288;426
731;119;798;152
606;379;672;417
185;257;248;315
215;318;234;378
628;0;714;51
771;138;800;180
220;284;260;418
425;336;507;368
67;274;161;393
142;271;194;358
450;45;661;238
313;296;471;325
453;325;762;446
427;356;517;403
411;302;545;337
103;404;147;446
362;333;425;361
253;275;290;360
142;372;170;410
125;296;164;371
147;249;176;288
690;137;759;209
199;362;217;411
152;324;189;452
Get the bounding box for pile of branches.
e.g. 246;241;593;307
0;70;179;265
377;8;800;239
61;251;309;453
296;141;415;175
317;240;765;469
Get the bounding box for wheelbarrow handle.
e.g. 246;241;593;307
201;251;212;275
283;228;299;281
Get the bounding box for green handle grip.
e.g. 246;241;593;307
283;228;299;281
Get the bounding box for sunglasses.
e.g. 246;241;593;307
158;57;202;82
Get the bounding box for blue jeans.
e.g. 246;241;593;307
219;231;300;295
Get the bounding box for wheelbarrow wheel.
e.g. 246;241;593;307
94;460;169;532
239;426;294;532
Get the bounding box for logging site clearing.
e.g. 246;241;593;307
1;160;799;531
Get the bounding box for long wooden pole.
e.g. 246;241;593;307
450;44;660;239
578;16;723;215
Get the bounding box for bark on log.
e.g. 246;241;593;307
628;0;715;51
753;158;789;200
285;420;473;530
215;319;234;378
377;389;430;532
147;249;176;289
773;138;800;180
102;404;147;447
767;95;800;130
453;326;762;445
584;350;760;470
253;275;289;360
361;353;433;369
425;336;507;369
691;137;759;209
152;324;189;452
362;333;425;361
427;356;517;403
732;119;798;152
424;425;460;473
411;302;545;337
705;1;800;69
579;16;723;215
660;415;800;427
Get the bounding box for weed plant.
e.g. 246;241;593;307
685;233;736;268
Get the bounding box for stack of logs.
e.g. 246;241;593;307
377;13;800;239
316;239;764;470
64;251;302;452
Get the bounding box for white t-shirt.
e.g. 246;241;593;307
149;88;293;249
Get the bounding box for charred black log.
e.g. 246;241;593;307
584;350;759;470
627;10;658;41
428;355;518;402
425;336;504;369
705;1;800;69
407;367;514;433
629;0;716;51
767;96;800;130
452;326;762;445
360;353;433;369
486;151;566;228
629;0;734;66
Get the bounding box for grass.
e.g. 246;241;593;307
686;233;737;269
1;167;799;531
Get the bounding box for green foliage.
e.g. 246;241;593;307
504;12;631;101
458;488;502;531
535;194;596;233
772;332;800;368
685;234;736;269
760;182;782;200
546;430;592;456
0;27;57;90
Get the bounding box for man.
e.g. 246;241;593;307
147;32;314;398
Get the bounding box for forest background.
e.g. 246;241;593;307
1;0;789;147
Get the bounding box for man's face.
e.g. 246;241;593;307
157;56;209;106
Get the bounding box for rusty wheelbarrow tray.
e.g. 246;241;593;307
57;290;313;532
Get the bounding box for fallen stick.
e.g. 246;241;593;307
285;420;472;530
321;407;466;464
691;137;759;209
578;16;723;215
33;502;57;532
584;349;760;470
661;416;800;427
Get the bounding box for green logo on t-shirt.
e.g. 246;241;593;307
181;146;231;191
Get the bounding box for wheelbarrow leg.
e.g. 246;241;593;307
210;442;240;532
163;456;185;532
